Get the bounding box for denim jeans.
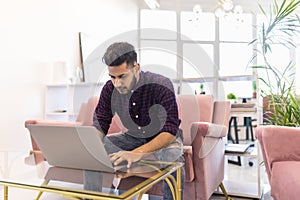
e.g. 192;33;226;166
84;132;185;200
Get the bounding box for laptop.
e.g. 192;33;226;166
27;124;125;173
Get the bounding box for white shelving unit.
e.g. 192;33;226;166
219;142;265;199
45;82;104;121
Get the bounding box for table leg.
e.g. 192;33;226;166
227;117;235;143
4;185;8;200
176;167;182;200
233;117;239;144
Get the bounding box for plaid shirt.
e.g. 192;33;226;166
93;71;180;141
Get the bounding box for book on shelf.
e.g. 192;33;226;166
225;143;253;154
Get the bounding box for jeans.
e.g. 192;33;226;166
84;132;185;200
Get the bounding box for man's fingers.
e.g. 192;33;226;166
127;160;132;168
109;153;118;163
114;156;124;166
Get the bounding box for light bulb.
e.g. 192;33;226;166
234;5;243;14
193;4;202;14
222;0;234;11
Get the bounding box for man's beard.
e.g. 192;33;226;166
117;75;137;95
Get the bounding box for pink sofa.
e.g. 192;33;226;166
25;95;231;200
255;125;300;200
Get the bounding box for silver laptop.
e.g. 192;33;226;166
27;124;123;173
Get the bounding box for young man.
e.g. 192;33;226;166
85;42;184;199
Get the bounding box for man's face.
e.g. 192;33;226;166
108;62;139;94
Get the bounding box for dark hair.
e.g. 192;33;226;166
102;42;137;67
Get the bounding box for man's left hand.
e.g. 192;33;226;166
109;151;144;168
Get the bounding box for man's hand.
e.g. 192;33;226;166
109;151;144;168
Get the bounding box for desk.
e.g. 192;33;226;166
228;108;257;144
0;153;183;200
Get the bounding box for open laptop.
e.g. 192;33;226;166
27;124;125;173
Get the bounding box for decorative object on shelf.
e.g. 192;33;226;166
249;0;300;126
75;66;84;83
52;61;68;84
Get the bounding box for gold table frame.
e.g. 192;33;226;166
0;160;183;200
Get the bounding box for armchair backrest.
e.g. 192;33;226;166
176;95;214;145
75;96;127;134
212;101;231;127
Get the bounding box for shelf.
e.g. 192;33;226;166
173;77;216;83
217;180;263;199
45;112;77;116
225;147;258;157
45;83;105;121
46;82;105;87
219;74;257;82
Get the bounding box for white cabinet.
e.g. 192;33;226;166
45;83;104;121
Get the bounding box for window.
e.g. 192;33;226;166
183;43;214;78
139;9;269;99
219;43;253;76
180;12;215;41
219;14;253;42
140;40;177;79
140;9;177;39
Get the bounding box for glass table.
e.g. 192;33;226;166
0;152;183;200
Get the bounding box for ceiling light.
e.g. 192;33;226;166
144;0;160;9
215;0;243;18
193;4;202;14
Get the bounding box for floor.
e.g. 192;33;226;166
0;127;273;200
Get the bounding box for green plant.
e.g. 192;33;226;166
227;93;237;100
199;83;205;94
252;81;257;91
249;0;300;126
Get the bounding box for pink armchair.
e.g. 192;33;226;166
176;95;230;200
255;125;300;200
25;95;231;200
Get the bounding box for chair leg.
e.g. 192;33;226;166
35;180;50;200
219;182;231;200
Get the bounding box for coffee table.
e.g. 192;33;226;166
0;152;183;200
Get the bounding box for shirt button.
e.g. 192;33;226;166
138;126;141;130
131;90;134;93
135;115;139;118
132;102;136;106
143;131;146;133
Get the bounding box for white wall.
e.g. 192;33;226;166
0;0;138;151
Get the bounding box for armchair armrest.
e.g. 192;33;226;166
256;125;300;168
191;122;227;139
25;120;82;127
190;122;227;160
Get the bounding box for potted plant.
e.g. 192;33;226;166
227;92;237;103
249;0;300;126
252;81;257;99
200;83;205;94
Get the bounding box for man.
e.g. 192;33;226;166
85;42;184;200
